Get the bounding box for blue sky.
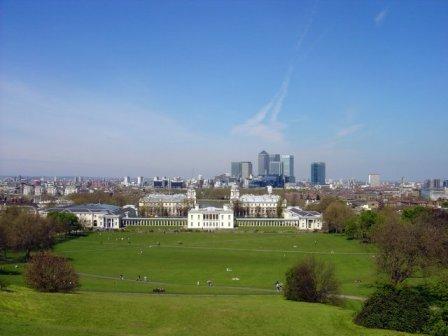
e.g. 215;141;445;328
0;0;447;180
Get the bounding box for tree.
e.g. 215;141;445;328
358;210;379;242
284;256;340;304
374;209;448;285
7;212;56;260
25;251;79;292
323;201;354;233
47;211;81;235
373;213;421;285
355;285;430;333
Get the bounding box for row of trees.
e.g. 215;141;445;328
0;207;81;260
293;197;448;334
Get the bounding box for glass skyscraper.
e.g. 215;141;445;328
311;162;326;185
258;151;270;176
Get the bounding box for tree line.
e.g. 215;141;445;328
298;197;448;334
0;207;81;260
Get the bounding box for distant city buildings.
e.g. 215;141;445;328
421;178;448;201
231;161;253;179
256;150;295;182
311;162;326;185
368;173;381;187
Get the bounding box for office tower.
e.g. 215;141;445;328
281;154;294;181
368;173;381;187
443;180;448;188
311;162;326;185
432;179;441;189
137;176;144;186
269;153;280;162
269;161;282;176
258;151;270;176
231;162;242;178
240;162;253;179
123;176;130;186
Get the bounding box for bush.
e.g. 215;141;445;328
25;252;79;292
284;256;340;304
355;285;430;333
425;303;448;336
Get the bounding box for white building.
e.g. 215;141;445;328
40;203;137;229
283;206;323;230
34;185;43;196
46;185;58;196
64;185;79;195
139;189;196;217
137;176;144;187
123;176;130;187
368;174;381;187
188;205;234;230
22;184;34;196
230;185;285;217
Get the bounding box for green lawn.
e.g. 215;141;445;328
1;227;409;335
49;228;378;296
0;287;410;336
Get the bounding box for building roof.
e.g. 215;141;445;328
141;193;187;202
286;207;321;218
189;206;232;213
239;194;280;203
45;203;122;215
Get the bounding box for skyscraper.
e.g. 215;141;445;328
231;161;253;179
258;151;270;176
241;162;253;179
311;162;326;185
281;154;294;182
269;161;282;176
231;162;242;178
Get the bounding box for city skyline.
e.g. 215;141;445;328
1;1;447;179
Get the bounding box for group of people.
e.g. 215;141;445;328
118;274;149;282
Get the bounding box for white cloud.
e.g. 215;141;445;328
374;8;388;26
337;124;364;137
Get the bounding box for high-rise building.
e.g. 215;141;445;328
269;161;282;176
231;161;253;179
281;154;294;182
432;179;441;189
443;180;448;188
137;176;144;187
123;176;130;186
258;151;270;176
311;162;326;185
231;162;242;178
368;173;381;187
241;162;253;179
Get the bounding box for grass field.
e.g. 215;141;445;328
0;227;412;335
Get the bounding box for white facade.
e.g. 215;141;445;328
188;205;234;230
64;185;79;195
40;203;135;229
283;206;323;230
